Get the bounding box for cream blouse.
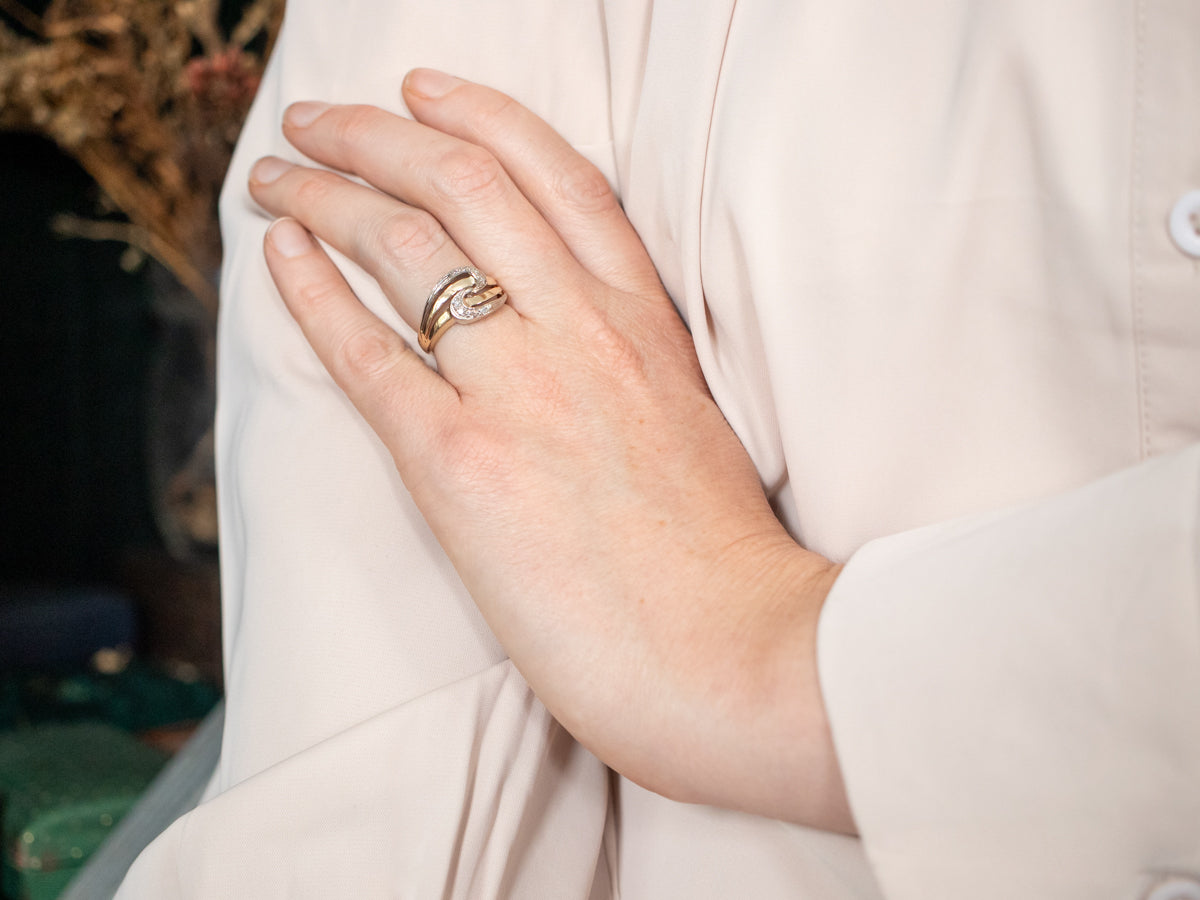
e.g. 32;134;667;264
118;1;1200;898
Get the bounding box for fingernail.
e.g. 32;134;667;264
404;68;464;100
266;218;314;258
285;100;330;128
249;156;294;185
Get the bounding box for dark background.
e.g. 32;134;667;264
0;0;262;682
0;130;160;586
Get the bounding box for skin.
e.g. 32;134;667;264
247;67;856;834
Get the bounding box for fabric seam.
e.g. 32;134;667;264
1131;0;1151;459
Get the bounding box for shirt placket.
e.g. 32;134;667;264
1131;0;1200;457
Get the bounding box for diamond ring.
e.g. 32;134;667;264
417;266;508;353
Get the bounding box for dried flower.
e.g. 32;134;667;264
0;0;285;320
1;0;284;557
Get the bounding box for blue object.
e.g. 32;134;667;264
0;586;136;669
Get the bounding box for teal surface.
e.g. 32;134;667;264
0;723;166;900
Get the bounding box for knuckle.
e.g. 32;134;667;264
330;104;383;149
575;305;645;379
290;276;344;315
338;326;399;382
292;169;340;207
373;208;447;269
553;160;618;215
469;90;520;138
432;145;507;203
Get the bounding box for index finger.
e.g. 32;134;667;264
401;69;664;299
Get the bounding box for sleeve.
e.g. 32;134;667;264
117;1;624;896
818;443;1200;900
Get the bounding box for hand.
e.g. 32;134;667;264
248;69;853;832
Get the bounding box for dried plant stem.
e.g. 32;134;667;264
0;0;43;34
142;232;219;318
230;0;283;51
1;0;282;322
50;212;151;246
51;212;218;315
187;0;224;58
75;143;219;318
43;12;126;38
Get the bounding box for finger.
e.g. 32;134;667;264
403;69;662;298
279;101;590;321
250;157;523;371
262;216;459;464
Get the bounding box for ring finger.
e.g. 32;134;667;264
248;156;520;374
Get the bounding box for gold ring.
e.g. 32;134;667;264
418;266;508;353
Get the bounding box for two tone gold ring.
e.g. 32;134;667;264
417;266;508;353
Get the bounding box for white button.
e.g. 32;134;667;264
1168;190;1200;258
1144;875;1200;900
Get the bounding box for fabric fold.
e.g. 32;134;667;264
117;661;611;899
819;444;1200;899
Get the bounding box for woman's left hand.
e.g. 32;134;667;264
249;68;853;833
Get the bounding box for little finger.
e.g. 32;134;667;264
262;216;459;467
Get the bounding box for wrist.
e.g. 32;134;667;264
616;529;852;830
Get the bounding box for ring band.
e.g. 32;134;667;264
418;266;508;353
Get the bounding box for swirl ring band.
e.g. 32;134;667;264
418;266;508;353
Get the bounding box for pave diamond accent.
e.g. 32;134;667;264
418;265;507;351
450;289;502;321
